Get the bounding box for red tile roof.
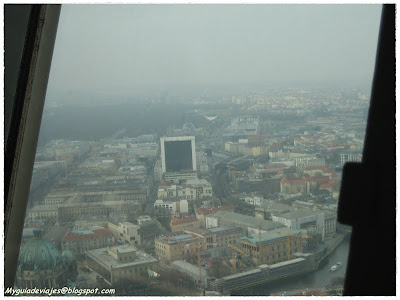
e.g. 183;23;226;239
320;183;332;189
62;228;113;241
307;176;330;184
264;164;287;170
303;165;330;173
281;176;331;185
196;205;233;215
281;177;306;185
170;216;198;226
320;182;337;190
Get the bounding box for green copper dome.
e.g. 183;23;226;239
62;249;75;261
18;239;64;272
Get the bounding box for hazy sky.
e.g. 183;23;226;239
47;4;382;95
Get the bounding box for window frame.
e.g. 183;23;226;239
4;4;61;288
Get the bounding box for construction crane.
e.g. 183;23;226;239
228;243;248;273
185;242;214;288
286;234;312;260
227;165;240;174
250;158;255;172
258;218;263;265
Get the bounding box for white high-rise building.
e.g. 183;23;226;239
160;136;197;174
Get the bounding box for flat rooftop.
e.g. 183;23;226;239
257;201;294;213
269;258;305;269
186;178;211;186
75;214;109;222
208;227;231;233
172;260;206;277
208;226;243;234
109;245;136;254
174;234;193;240
157;233;203;245
87;246;158;270
184;226;242;236
212;211;284;231
277;209;324;220
161;136;195;142
183;227;209;235
223;268;261;280
241;227;307;245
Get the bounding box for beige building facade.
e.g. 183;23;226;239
183;226;245;248
155;233;205;262
324;212;337;239
239;228;304;265
86;245;159;284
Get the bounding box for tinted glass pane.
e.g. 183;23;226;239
14;4;382;296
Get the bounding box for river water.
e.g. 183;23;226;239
233;236;351;296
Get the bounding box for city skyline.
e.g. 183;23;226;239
46;4;381;104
